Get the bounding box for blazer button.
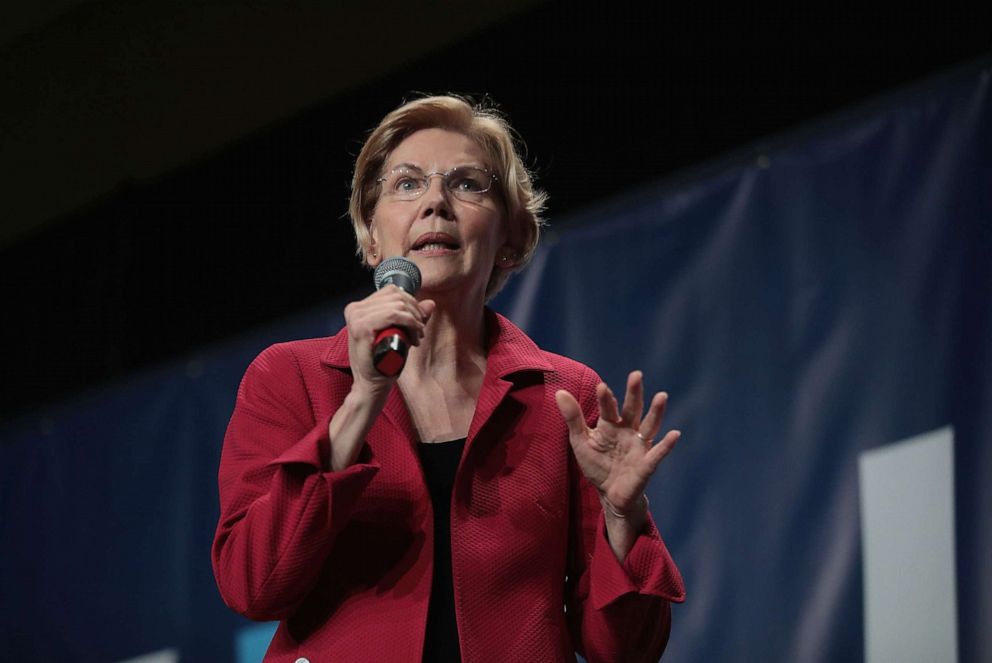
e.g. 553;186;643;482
294;659;310;663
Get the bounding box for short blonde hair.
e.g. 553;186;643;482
348;94;547;300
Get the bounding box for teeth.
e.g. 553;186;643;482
417;242;453;250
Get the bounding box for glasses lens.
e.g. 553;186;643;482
380;166;494;200
445;167;493;199
386;167;426;199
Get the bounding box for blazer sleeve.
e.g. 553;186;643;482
564;366;686;663
211;343;379;621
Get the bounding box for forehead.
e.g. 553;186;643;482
385;128;488;170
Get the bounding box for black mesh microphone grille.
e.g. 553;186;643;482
373;257;422;293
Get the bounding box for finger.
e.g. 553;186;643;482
418;299;436;322
406;300;435;347
370;309;427;339
350;290;419;328
638;391;669;442
644;429;681;473
555;390;589;439
382;289;429;322
365;292;429;335
373;286;425;320
620;370;644;427
596;382;621;424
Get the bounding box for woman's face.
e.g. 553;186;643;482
369;128;510;301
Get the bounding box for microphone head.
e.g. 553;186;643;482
373;257;422;294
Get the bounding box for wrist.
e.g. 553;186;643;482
328;384;389;472
600;492;649;520
349;378;392;404
599;493;650;562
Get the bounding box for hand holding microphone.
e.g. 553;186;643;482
343;256;432;391
331;258;431;471
371;257;423;376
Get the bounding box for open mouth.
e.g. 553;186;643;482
412;233;460;252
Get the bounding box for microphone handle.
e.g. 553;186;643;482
373;326;411;377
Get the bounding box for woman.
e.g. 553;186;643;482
212;95;685;662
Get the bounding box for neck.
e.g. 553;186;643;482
402;289;488;380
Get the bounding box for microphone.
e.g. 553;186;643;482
372;257;422;376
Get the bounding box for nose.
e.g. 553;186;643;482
419;174;453;220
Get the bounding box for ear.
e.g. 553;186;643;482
495;214;522;268
366;219;381;267
495;244;520;269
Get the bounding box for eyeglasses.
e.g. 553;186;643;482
376;165;498;202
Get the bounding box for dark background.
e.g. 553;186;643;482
2;3;989;422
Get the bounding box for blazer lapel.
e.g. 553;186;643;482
321;311;553;450
464;310;554;455
381;385;419;443
321;326;418;443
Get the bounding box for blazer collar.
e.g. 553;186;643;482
320;308;553;377
320;325;351;370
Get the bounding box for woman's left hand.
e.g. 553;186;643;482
556;371;680;518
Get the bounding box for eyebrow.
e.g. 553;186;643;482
387;162;489;173
389;162;424;173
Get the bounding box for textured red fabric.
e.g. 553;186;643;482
212;310;685;662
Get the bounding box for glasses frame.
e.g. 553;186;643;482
375;165;499;202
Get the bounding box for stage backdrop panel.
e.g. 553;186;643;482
2;59;989;662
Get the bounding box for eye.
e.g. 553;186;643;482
393;176;424;193
448;168;489;193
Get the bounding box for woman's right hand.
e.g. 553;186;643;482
328;288;434;471
343;285;435;396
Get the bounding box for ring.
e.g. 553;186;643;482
636;432;650;443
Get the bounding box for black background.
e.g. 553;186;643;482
3;5;989;421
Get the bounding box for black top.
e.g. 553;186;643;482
417;438;466;663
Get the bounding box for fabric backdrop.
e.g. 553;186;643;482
2;58;989;662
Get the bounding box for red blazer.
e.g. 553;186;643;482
212;310;685;662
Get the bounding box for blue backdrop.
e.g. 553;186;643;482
2;58;990;662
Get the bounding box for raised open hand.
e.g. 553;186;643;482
556;371;680;517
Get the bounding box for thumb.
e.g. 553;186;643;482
418;299;437;321
555;390;588;439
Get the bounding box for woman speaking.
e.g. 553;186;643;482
212;95;685;662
